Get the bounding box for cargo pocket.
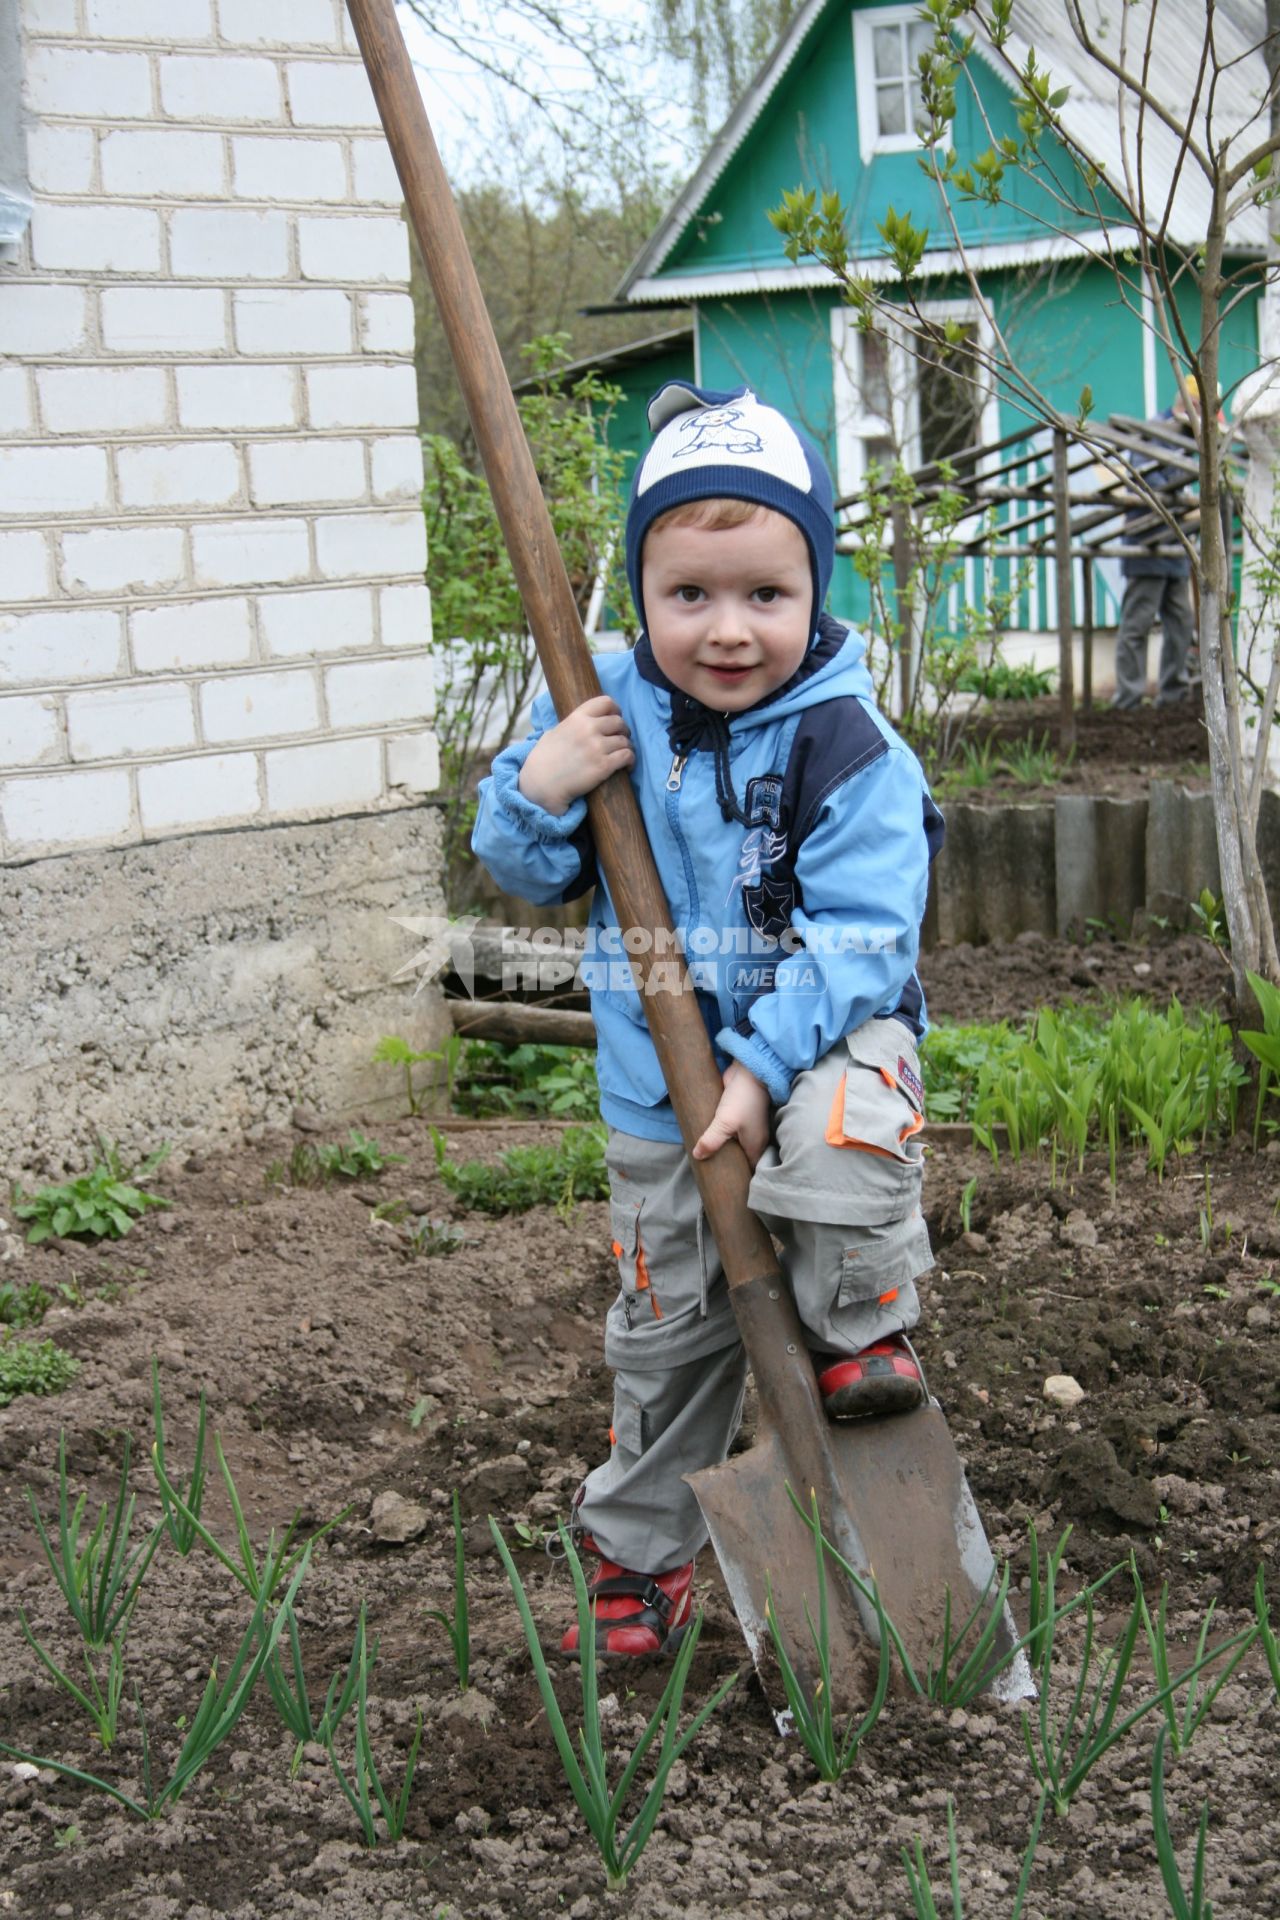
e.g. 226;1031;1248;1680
829;1022;925;1162
836;1213;933;1308
610;1198;662;1328
610;1388;645;1459
820;1024;925;1226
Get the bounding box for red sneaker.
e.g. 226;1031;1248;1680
818;1335;926;1420
560;1546;695;1659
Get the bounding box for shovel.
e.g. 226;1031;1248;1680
346;0;1030;1717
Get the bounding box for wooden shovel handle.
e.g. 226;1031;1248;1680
345;0;781;1291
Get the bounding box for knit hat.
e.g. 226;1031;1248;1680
625;381;835;636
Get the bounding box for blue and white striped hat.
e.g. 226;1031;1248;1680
625;381;835;635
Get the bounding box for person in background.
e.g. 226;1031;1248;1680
1112;379;1204;711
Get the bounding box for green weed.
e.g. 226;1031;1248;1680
0;1334;80;1405
999;730;1062;785
1189;888;1230;956
936;735;1000;792
958;1175;978;1234
405;1216;465;1258
265;1131;404;1191
431;1124;608;1217
372;1034;463;1115
0;1278;55;1328
922;1000;1247;1174
12;1142;170;1244
1239;968;1280;1146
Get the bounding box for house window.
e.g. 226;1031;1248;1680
1;0;31;257
853;6;934;163
831;303;997;497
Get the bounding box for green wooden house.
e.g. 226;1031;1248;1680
604;0;1267;636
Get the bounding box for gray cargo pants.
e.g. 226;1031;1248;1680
1113;573;1194;707
576;1016;934;1572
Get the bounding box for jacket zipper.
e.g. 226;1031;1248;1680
664;754;699;925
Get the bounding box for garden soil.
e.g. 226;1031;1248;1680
1;932;1278;1920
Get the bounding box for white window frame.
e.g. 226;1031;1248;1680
831;299;1000;499
852;4;933;166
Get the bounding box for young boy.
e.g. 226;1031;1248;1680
472;382;943;1658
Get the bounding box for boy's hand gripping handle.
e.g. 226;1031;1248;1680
345;0;782;1293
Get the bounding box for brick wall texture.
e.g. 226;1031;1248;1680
0;0;438;861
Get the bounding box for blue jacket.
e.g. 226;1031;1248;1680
1122;407;1194;581
472;613;944;1143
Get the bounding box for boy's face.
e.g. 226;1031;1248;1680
641;507;812;712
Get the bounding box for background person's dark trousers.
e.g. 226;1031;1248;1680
1112;574;1194;708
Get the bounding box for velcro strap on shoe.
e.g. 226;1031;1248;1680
588;1575;674;1624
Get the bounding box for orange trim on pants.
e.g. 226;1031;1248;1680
635;1238;662;1318
610;1233;662;1319
825;1071;925;1155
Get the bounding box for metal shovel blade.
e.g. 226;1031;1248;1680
686;1275;1033;1723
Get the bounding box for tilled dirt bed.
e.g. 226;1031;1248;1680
2;935;1278;1920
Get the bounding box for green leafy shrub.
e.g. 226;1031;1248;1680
454;1040;600;1120
957;659;1055;700
0;1334;80;1405
426;334;631;903
12;1142;170;1244
0;1278;55;1328
431;1124;608;1216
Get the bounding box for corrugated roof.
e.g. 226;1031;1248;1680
618;0;1270;300
980;0;1269;253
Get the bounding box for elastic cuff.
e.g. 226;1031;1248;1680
491;755;588;845
717;1025;794;1105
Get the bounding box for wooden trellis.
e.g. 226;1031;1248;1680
835;413;1242;750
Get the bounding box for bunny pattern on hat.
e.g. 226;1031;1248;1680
625;382;836;637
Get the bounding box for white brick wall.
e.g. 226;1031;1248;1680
66;680;196;760
1;4;436;859
101;287;227;355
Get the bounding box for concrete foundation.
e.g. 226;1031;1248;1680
1145;781;1222;923
922;803;1057;946
2;807;448;1179
1054;795;1148;939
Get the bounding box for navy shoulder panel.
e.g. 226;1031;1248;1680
783;697;889;846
